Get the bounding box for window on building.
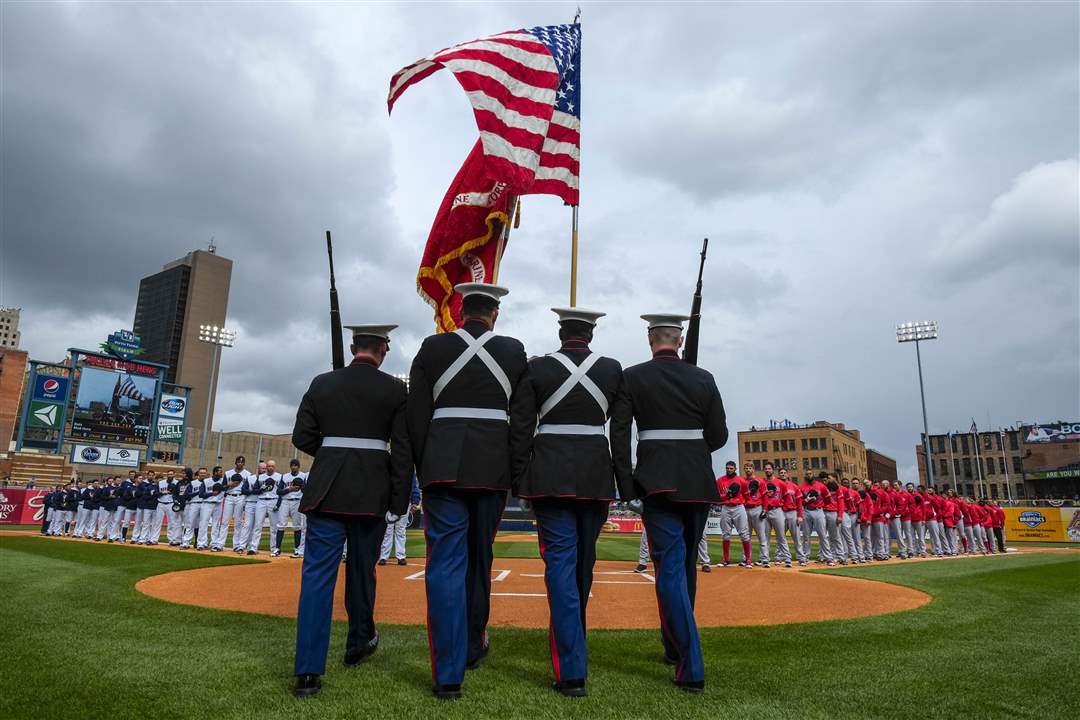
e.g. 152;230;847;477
999;458;1008;474
809;438;819;450
820;437;828;449
811;457;820;469
950;435;958;452
744;442;750;454
939;459;948;476
989;484;999;499
803;458;810;470
1009;432;1019;450
984;458;994;475
801;438;808;451
962;458;972;478
1012;457;1022;474
753;459;762;471
983;435;993;450
821;457;828;469
961;435;970;454
954;459;961;476
936;436;946;453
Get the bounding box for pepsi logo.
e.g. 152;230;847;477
161;398;185;413
43;379;60;393
81;447;102;462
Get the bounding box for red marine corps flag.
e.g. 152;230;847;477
390;23;582;329
416;139;515;332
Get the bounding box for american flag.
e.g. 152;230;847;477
388;24;581;206
114;376;145;402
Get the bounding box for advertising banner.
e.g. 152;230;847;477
1002;507;1080;542
72;444;109;465
32;375;69;402
156;392;187;444
1023;422;1080;444
602;516;643;534
27;400;63;429
106;447;141;468
70;366;157;444
0;489;50;525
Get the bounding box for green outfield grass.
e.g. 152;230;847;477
1;534;1077;719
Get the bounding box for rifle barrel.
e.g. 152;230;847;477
326;231;345;370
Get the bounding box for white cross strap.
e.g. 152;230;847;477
321;436;390;451
539;352;608;419
637;429;704;441
432;329;512;402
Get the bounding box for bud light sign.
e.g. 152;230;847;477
33;374;69;401
156;391;187;445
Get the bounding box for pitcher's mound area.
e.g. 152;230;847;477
136;558;929;628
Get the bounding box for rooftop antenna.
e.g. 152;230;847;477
208;236;217;254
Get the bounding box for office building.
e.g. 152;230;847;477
738;420;868;480
0;307;21;349
133;248;232;437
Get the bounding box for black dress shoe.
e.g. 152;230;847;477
397;558;407;566
674;679;704;694
433;684;462;700
553;679;587;697
465;642;489;670
293;674;321;698
377;559;387;566
344;633;379;667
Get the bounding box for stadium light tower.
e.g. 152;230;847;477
197;324;236;467
897;321;938;489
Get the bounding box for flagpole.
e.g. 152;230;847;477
492;196;518;284
570;205;579;306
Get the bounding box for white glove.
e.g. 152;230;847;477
385;511;400;524
629;499;643;512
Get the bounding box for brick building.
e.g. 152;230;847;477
0;348;29;450
738;420;868;480
865;448;898;486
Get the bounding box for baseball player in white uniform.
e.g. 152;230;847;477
214;458;249;551
276;460;307;559
181;469;208;549
246;461;280;556
152;473;180;546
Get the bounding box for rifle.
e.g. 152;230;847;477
682;237;709;366
326;230;345;370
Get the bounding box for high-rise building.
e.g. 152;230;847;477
738;420;868;480
0;307;21;349
133;248;232;438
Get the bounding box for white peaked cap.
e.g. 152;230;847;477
454;282;510;301
640;313;690;330
551;307;606;325
345;324;397;340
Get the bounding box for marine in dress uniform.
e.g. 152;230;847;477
291;324;412;699
407;283;528;700
610;313;728;693
509;307;623;698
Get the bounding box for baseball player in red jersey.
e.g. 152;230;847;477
973;499;993;553
940;492;958;555
822;474;848;564
799;473;835;565
979;499;997;552
716;461;752;567
761;464;792;567
958;495;976;555
778;468;805;565
924;487;945;556
742;464;771;567
855;481;874;561
991;502;1006;552
900;483;920;558
839;478;861;564
888;482;908;559
869;482;890;560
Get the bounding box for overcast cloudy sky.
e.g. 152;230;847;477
2;2;1077;480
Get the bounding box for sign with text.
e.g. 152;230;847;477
1002;507;1077;543
1023;422;1080;444
70;366;157;444
156;392;187;444
32;375;69;402
0;489;50;525
99;329;144;360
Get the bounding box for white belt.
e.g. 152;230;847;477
322;436;390;451
537;423;606;436
432;407;508;422
637;429;704;441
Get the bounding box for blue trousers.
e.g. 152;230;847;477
642;496;708;684
532;498;609;683
423;487;506;687
294;512;386;676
